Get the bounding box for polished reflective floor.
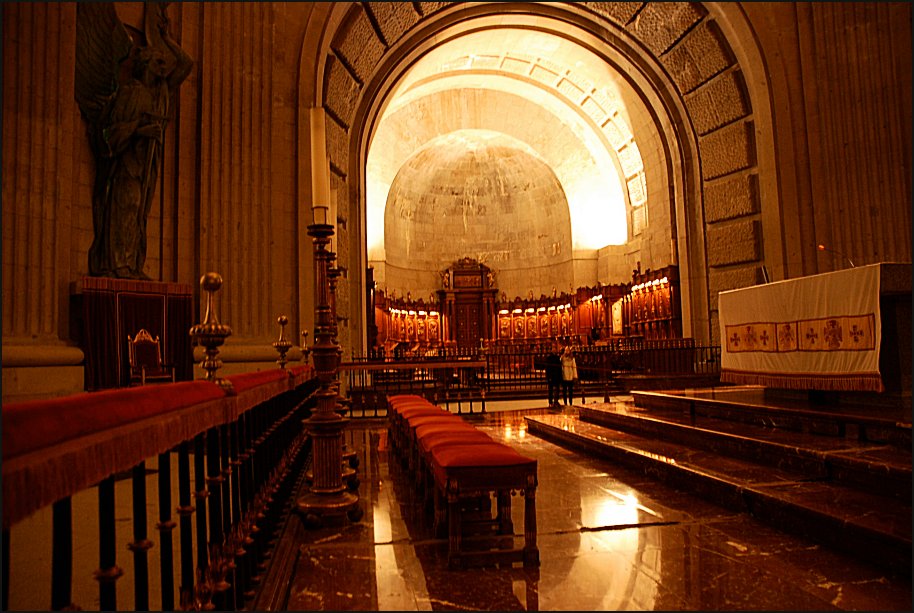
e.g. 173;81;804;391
271;403;913;611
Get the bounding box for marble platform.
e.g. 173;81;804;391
252;398;912;611
526;387;912;578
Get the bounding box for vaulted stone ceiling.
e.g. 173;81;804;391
367;27;659;298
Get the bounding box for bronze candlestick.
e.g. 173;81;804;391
295;223;361;528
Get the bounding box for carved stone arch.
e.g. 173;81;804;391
319;1;765;347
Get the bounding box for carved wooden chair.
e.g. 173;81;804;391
127;328;175;386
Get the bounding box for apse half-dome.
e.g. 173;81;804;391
383;130;574;298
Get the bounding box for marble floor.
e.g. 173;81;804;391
265;404;913;611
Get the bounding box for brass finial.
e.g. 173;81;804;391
189;272;234;394
273;314;292;369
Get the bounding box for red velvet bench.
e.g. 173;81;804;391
428;441;539;569
387;393;427;408
413;424;491;486
399;413;464;462
389;406;439;453
386;395;440;454
391;406;454;456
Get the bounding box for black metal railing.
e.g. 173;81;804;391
340;341;720;416
341;358;488;418
3;369;318;612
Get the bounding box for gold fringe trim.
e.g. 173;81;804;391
721;370;885;393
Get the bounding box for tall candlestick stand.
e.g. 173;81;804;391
296;224;361;528
327;256;360;475
303;253;358;491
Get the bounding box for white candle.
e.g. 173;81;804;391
328;187;338;251
310;107;330;211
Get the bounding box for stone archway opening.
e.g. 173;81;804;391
320;2;762;350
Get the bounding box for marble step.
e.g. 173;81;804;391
525;413;912;576
631;389;912;448
578;403;912;502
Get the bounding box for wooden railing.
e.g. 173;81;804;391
2;366;318;611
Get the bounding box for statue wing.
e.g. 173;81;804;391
75;3;134;126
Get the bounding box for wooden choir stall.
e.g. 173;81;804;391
371;264;686;353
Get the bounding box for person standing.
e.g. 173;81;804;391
560;345;578;406
544;344;562;408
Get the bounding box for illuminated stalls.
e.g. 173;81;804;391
623;265;682;340
372;264;683;352
373;290;442;355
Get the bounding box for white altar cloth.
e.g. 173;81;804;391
719;264;888;392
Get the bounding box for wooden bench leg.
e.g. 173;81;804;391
447;483;462;569
496;490;513;535
523;476;539;567
433;485;447;538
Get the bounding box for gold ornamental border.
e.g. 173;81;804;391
725;313;876;354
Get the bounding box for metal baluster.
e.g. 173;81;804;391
94;476;122;611
2;528;10;611
249;402;267;583
157;451;176;611
230;417;250;603
176;441;195;607
2;528;9;611
238;412;256;601
206;426;229;610
257;399;275;576
51;497;73;610
193;432;212;609
225;420;242;608
220;425;232;539
129;462;152;611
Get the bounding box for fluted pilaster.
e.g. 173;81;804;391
802;2;912;267
198;2;276;339
1;3;78;341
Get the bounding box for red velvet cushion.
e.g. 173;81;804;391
389;401;436;416
419;431;493;454
388;394;428;406
388;395;430;404
396;409;449;431
289;364;311;378
414;421;479;439
2;381;226;460
387;397;435;407
392;407;446;435
227;369;290;393
396;404;442;414
406;415;462;430
399;407;451;421
430;442;536;469
429;443;537;489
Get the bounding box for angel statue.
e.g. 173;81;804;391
76;2;192;279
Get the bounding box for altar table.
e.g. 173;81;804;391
719;263;910;393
